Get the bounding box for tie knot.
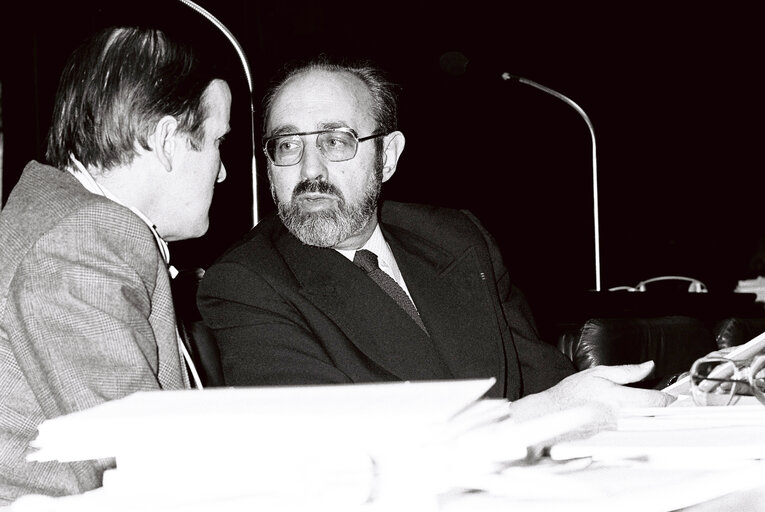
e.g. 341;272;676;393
353;249;379;273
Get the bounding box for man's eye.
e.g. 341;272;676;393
326;137;346;148
277;139;300;152
323;132;353;148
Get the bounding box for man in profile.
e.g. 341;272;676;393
198;57;672;419
0;25;230;503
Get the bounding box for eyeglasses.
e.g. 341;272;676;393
263;127;386;166
690;355;765;406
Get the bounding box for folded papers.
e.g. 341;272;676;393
28;378;500;464
542;401;765;512
11;378;765;512
13;378;591;511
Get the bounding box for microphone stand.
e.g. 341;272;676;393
502;73;601;292
177;0;260;226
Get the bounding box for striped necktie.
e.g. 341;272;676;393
353;249;428;334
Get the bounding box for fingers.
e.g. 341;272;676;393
709;346;736;357
619;387;677;408
586;362;677;408
576;372;676;409
588;360;656;385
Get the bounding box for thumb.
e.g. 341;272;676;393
590;360;656;385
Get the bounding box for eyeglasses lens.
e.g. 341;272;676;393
316;130;358;162
691;359;738;406
267;135;302;166
266;130;359;166
751;358;765;404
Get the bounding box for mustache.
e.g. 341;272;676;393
293;179;343;201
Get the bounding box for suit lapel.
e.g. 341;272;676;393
384;225;506;385
278;233;453;381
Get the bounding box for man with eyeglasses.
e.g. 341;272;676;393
198;57;673;422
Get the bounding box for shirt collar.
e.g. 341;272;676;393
336;224;385;261
336;224;403;281
66;156;173;270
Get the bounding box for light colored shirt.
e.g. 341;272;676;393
336;224;417;308
66;157;176;277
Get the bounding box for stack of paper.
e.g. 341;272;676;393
540;401;765;511
14;378;765;512
439;461;765;512
427;401;765;512
11;378;598;512
551;404;765;462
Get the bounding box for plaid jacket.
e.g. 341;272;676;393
0;161;188;505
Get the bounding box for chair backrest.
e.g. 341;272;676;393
558;316;718;388
171;268;225;387
713;317;765;349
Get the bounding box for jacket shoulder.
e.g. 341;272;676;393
1;162;139;233
0;162;161;292
380;201;488;248
207;212;291;273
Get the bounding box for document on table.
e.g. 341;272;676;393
21;378;516;510
539;399;765;512
22;377;765;512
551;400;765;461
440;462;765;512
16;378;604;512
29;378;500;462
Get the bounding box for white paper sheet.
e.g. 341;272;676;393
29;378;498;463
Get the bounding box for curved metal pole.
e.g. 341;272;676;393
502;73;601;291
177;0;259;226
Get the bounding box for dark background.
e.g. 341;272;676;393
2;1;763;306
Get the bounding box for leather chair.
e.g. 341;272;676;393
171;268;225;387
557;316;719;388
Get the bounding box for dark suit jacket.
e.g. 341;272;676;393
197;202;574;399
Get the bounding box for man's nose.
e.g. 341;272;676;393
299;143;328;181
217;162;227;183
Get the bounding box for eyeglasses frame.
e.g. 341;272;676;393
690;354;765;406
262;127;386;166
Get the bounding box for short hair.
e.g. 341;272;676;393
261;56;400;144
45;26;219;170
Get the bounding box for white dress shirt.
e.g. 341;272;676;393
336;224;418;308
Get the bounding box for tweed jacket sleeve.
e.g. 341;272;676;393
0;198;183;502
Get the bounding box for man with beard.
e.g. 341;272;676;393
197;57;673;418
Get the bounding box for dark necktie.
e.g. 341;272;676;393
353;249;428;334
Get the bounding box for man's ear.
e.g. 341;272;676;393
380;131;405;183
150;115;179;172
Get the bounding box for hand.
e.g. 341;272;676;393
546;360;677;410
508;361;676;430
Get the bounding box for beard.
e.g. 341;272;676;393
272;163;383;248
